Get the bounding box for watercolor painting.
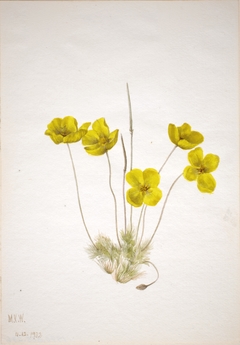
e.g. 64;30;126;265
2;1;239;344
44;85;219;290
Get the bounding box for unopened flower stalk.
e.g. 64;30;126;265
106;151;121;247
142;173;183;251
67;144;96;248
121;135;127;234
127;83;133;171
127;83;134;229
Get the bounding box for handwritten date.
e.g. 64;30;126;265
15;331;42;339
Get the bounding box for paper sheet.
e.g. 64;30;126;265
1;1;239;344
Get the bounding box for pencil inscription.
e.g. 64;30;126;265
8;314;25;323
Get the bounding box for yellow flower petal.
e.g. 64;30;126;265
183;166;198;181
84;143;106;156
46;118;62;132
63;129;87;143
177;138;203;150
80;122;91;131
126;169;144;187
106;129;119;150
143;168;160;188
82;130;99;145
177;139;196;150
197;173;216;193
45;130;64;144
168;124;180;145
126;188;143;207
186;131;204;145
92;118;110;137
178;130;204;149
178;123;191;138
143;187;162;206
188;147;203;167
62;116;78;132
202;154;220;173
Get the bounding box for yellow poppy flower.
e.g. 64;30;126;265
82;118;119;156
183;147;220;193
45;116;90;144
168;123;204;149
126;168;162;207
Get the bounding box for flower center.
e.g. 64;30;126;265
56;126;69;137
140;185;150;193
198;165;205;174
99;137;109;145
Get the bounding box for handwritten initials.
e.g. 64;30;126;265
8;314;25;323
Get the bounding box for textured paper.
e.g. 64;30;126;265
1;1;239;344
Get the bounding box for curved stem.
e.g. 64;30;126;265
121;135;127;234
67;144;96;248
127;83;134;230
136;261;159;290
142;173;182;251
106;151;121;247
158;145;177;174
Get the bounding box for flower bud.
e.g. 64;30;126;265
136;284;148;290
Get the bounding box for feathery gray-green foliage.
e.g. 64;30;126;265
86;228;151;283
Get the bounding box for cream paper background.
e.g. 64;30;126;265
1;1;239;344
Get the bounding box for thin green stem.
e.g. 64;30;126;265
142;173;182;251
138;205;147;246
67;144;96;248
136;261;159;290
127;83;134;230
136;205;146;241
158;145;177;174
130;204;133;231
121;135;127;234
106;151;121;247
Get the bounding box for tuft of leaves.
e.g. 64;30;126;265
86;228;152;283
